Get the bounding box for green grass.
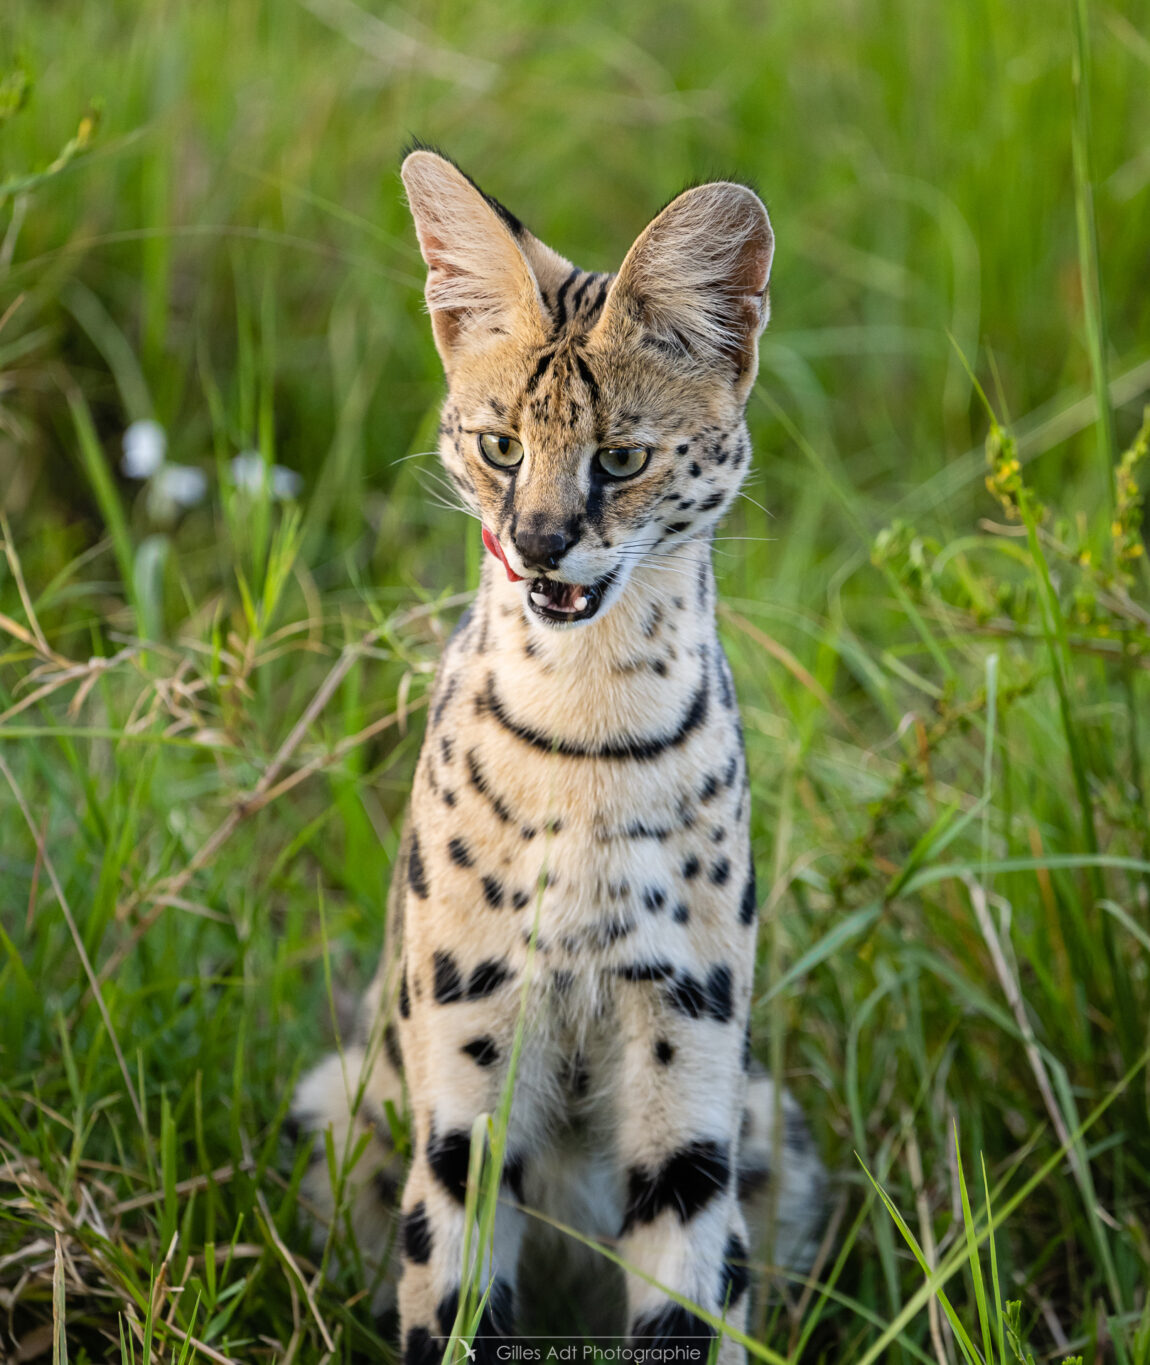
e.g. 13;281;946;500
2;0;1150;1360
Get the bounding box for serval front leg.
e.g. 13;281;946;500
613;965;752;1364
396;940;553;1365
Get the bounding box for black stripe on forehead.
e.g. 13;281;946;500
569;272;597;314
573;351;601;409
524;348;557;395
552;269;579;332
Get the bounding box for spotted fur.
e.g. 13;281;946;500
292;150;826;1359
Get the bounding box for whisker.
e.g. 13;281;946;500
735;489;773;517
392;449;442;465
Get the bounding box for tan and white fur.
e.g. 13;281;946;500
292;149;826;1362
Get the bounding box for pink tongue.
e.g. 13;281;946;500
482;527;524;582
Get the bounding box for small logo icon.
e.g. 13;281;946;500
459;1343;477;1363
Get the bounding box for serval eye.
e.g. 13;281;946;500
478;432;524;470
595;446;649;480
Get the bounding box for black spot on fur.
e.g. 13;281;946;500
655;1038;674;1065
384;1023;404;1072
682;854;701;880
404;1325;439;1365
785;1106;813;1154
407;832;429;899
631;1302;715;1352
742;1020;753;1070
402;1201;433;1263
427;1125;471;1204
551;969;574;993
705;965;734;1022
466;748;513;822
462;1036;500;1067
617;960;676;982
718;657;735;709
482;875;505;909
676;442;690;455
511;888;531;910
374;1168;399;1204
448;836;473;868
665;971;707;1017
740;871;757;925
435;1288;459;1338
673;902;690;924
621;1139;730;1232
738;1162;770;1200
689;461;701;477
719;1233;751;1307
596;915;635;945
399;970;411;1018
440;735;454;764
710;857;731;886
627;821;673;841
468;959;513;999
502;1154;526;1202
698;774;720;801
666;520;690;534
698;491;722;513
723;753;739;788
433;950;464;1004
432;673;458;728
643;886;666;912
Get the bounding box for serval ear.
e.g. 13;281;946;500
597;182;774;399
401;150;551;374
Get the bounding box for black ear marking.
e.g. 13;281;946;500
400;138;527;238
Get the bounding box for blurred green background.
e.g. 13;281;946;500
2;1;1150;1361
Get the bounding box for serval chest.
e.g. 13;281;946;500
405;546;752;1085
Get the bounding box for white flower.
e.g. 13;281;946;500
272;465;303;500
121;419;167;478
229;452;263;492
149;463;208;517
230;451;303;501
